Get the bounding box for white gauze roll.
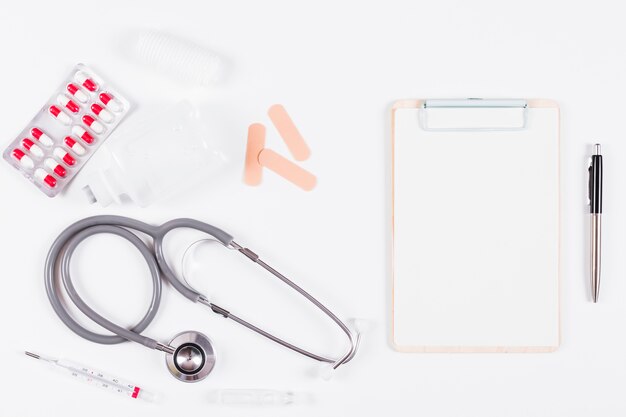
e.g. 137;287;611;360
134;31;223;86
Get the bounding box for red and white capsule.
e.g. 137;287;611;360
49;105;71;125
66;83;88;103
71;126;94;144
90;103;113;123
74;71;98;92
99;92;122;112
57;95;80;113
35;168;57;188
54;147;76;166
31;127;54;147
82;115;104;134
64;136;86;155
45;158;66;177
12;149;34;169
22;138;44;158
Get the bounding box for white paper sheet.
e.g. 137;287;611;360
392;103;560;351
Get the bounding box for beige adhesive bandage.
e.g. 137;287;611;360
244;123;266;186
268;104;311;161
258;149;316;191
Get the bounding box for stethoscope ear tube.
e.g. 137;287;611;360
197;241;361;369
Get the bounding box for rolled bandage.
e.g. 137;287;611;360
134;31;223;86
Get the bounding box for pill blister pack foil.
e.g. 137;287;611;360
2;63;131;197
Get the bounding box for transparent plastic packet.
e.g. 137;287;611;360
82;101;229;207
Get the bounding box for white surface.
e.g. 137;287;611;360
393;106;559;349
0;0;625;416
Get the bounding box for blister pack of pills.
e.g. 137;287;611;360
2;63;130;197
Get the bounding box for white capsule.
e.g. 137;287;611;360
30;144;44;158
71;126;95;144
90;104;113;123
12;149;34;169
99;109;113;123
101;110;113;123
82;115;104;134
34;168;57;188
64;136;86;156
22;139;44;158
31;128;54;147
21;157;35;169
57;95;80;113
99;92;123;112
54;147;76;166
67;83;89;103
76;89;88;102
49;105;72;125
74;71;98;92
45;158;66;177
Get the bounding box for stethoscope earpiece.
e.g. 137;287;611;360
165;331;216;382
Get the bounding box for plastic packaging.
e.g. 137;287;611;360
83;101;228;207
133;31;223;86
207;389;302;406
2;64;130;197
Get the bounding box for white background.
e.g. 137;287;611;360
0;1;625;416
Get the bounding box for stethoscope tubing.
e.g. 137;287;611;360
44;215;358;368
45;216;164;348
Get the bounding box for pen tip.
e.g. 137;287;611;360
594;144;601;155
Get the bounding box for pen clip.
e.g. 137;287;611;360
587;159;593;206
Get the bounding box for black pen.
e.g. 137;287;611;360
589;144;603;302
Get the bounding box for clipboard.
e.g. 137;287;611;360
391;98;560;353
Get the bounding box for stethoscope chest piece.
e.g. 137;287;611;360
166;331;216;382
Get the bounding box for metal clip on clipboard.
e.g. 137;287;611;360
419;98;528;131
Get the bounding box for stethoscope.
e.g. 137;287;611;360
45;216;359;382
